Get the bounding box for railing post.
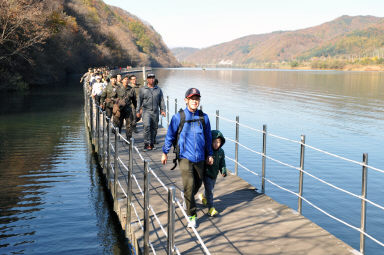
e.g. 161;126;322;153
235;116;239;176
114;127;119;210
167;186;175;255
174;98;177;115
142;66;146;81
261;124;267;194
167;96;170;128
360;153;368;254
143;160;150;255
89;97;93;138
96;107;100;154
298;135;305;214
126;138;134;237
106;117;111;186
102;111;106;168
216;110;219;130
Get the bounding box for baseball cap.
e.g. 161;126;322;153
147;73;155;78
185;88;201;98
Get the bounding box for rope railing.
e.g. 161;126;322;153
217;111;384;174
175;198;211;255
212;110;384;252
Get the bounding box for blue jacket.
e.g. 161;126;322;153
163;108;213;163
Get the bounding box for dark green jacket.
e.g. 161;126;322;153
116;85;137;112
206;130;227;179
100;82;119;108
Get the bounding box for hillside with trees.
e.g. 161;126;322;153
0;0;179;91
179;15;384;70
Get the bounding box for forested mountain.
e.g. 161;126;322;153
180;15;384;68
0;0;179;90
171;47;199;62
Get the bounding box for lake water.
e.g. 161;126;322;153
0;69;383;254
0;84;129;254
155;68;384;254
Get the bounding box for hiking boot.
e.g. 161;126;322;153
188;215;197;228
143;144;150;151
208;207;218;217
198;193;207;206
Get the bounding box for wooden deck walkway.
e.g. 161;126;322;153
92;118;358;255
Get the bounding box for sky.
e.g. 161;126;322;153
103;0;384;49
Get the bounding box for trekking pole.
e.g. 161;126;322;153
261;125;267;193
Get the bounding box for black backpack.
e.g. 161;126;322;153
170;108;206;170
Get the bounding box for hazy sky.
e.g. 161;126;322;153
103;0;384;49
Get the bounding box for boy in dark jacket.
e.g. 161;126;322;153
199;130;227;216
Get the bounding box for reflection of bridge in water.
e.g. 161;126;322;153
84;67;384;254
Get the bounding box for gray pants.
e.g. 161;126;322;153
179;159;205;216
142;110;159;145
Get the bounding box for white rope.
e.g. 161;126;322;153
118;157;129;171
268;132;301;144
304;143;384;174
118;180;127;197
149;167;169;192
133;174;144;197
131;202;143;230
216;115;237;124
225;156;258;177
134;146;145;161
238;122;263;133
301;168;384;212
149;205;168;237
118;133;131;145
150;243;157;255
175;198;211;255
110;143;115;153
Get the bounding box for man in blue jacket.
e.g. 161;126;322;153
161;88;213;228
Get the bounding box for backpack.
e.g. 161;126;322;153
170;108;206;170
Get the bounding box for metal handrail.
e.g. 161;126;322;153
214;111;384;252
90;100;210;254
163;95;384;252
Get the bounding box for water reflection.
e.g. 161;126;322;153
0;85;128;254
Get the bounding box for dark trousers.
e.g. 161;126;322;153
105;107;113;120
179;158;205;216
203;176;217;208
113;109;133;139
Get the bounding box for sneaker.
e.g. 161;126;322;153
208;207;218;217
143;144;150;151
188;215;196;228
151;144;156;150
198;193;207;206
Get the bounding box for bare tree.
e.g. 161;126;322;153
0;0;50;64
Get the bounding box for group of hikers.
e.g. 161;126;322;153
81;67;228;229
81;67;163;151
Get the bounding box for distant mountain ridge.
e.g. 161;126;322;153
178;15;384;66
